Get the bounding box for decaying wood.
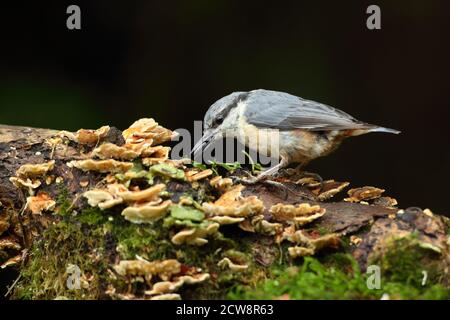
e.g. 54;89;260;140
0;123;448;299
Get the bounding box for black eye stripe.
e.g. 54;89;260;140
208;92;249;128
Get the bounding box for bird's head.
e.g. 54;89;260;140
192;92;248;158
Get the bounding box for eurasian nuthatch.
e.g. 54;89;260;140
192;89;400;182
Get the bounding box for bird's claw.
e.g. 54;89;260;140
231;173;303;201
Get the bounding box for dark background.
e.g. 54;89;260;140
0;0;448;217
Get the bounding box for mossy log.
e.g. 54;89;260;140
0;123;448;300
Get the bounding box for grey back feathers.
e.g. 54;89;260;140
243;89;372;131
205;89;399;133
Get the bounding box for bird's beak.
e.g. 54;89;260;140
191;128;219;160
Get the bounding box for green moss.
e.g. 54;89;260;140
229;249;450;300
13;219;107;299
76;207;108;226
369;234;447;287
229;256;372;299
108;219;173;260
13;184;448;300
55;185;72;217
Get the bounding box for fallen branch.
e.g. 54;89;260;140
0;121;448;300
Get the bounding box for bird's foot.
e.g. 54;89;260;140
230;172;261;185
231;172;304;200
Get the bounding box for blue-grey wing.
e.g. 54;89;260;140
243;89;369;131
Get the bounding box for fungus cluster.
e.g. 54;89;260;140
59;126;111;145
3;160;57;268
27;192;56;215
270;203;326;226
84;183;172;223
9;160;55;193
345;186;387;204
65;118;175;175
209;175;233;191
284;230;341;258
113;257;209;300
2;116;444;301
202;185;265;217
218;250;250;272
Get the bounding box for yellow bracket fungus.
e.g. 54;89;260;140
118;184;165;202
16;160;55;178
59;126;110;145
209;176;233;191
67;159;133;173
217;257;249;272
202;185;265;217
122;200;172;224
270;203;326;226
92;143;140;160
345;186;385;203
26;193;56;214
145;273;210;296
114;258;181;282
171;222;220;246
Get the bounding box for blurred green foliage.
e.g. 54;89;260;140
0;81;103;130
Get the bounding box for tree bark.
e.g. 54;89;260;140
0;123;448;300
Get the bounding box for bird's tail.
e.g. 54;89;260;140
367;126;401;134
349;125;401;136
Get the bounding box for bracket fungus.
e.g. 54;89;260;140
9;177;41;190
0;237;22;251
145;273;210;297
26;193;56;214
114;258;181;283
15;160;55;178
209;216;245;225
1;254;23;269
9;160;55;193
287;231;341;258
2;118;448;300
141;146;171;165
84;183;167;213
316;180;350;201
202;185;265;217
345;186;385;203
270;203;326;226
209;175;233;191
171;222;220;246
59;126;110;145
92;143;140;160
118;183;166;202
251;215;283;235
122;118;176;147
67;159;134;173
288;246;315;258
122;200;172;224
113;257;208;300
217;257;249;272
83;188;125;210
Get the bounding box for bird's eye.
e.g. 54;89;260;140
214;116;224;126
